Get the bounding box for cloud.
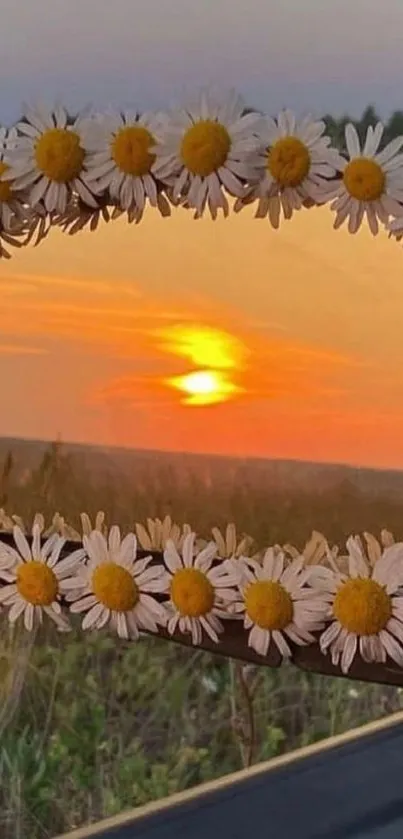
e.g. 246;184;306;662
0;343;47;356
1;272;224;360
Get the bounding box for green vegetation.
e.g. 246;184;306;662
1;439;403;838
323;104;403;150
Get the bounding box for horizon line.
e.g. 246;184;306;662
0;432;402;478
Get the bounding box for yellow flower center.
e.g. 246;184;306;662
35;128;85;183
268;136;311;187
245;580;293;630
17;561;58;606
111;125;156;176
343;158;385;201
180;120;231;177
170;567;214;617
91;562;139;612
333;578;392;635
0;161;12;202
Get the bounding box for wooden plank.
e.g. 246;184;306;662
54;711;403;839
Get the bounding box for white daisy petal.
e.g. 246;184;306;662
9;598;27;623
272;629;292;658
194;542;216;572
345;124;361;158
379;629;403;667
363;123;383;157
346;537;369;578
70;594;98;613
0;584;18;603
377;136;403;165
116;611;129;639
55;549;85;578
182;533;195;567
199;615;220;643
249;624;269;656
24;602;35;632
341;633;357;674
164;541;182;574
82;602;104;630
13;526;32;562
126;612;140;639
31;525;42;560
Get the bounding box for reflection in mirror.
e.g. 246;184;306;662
2;205;403;837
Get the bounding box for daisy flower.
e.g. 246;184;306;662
230;548;328;658
163;532;238;645
152;88;263;219
211;522;254;559
234;110;339;227
2;104;100;214
0;126;18;153
0;523;84;631
135;516;192;552
331;122;403;234
0;126;29;258
83;110;171;221
0;127;29;227
311;536;403;674
64;527;168;640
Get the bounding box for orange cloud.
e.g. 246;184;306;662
0;343;47;356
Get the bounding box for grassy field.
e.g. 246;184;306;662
1;438;403;838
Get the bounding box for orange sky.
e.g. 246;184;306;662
2;204;403;470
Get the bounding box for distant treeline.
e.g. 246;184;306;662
323;105;403;151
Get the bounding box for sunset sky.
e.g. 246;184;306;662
2;0;403;469
2;207;403;469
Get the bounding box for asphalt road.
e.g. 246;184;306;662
60;716;403;839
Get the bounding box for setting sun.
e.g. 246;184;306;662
167;369;242;406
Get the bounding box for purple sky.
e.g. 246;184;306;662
2;0;403;123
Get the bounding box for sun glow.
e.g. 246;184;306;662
167;369;242;406
154;325;249;370
159;324;248;406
